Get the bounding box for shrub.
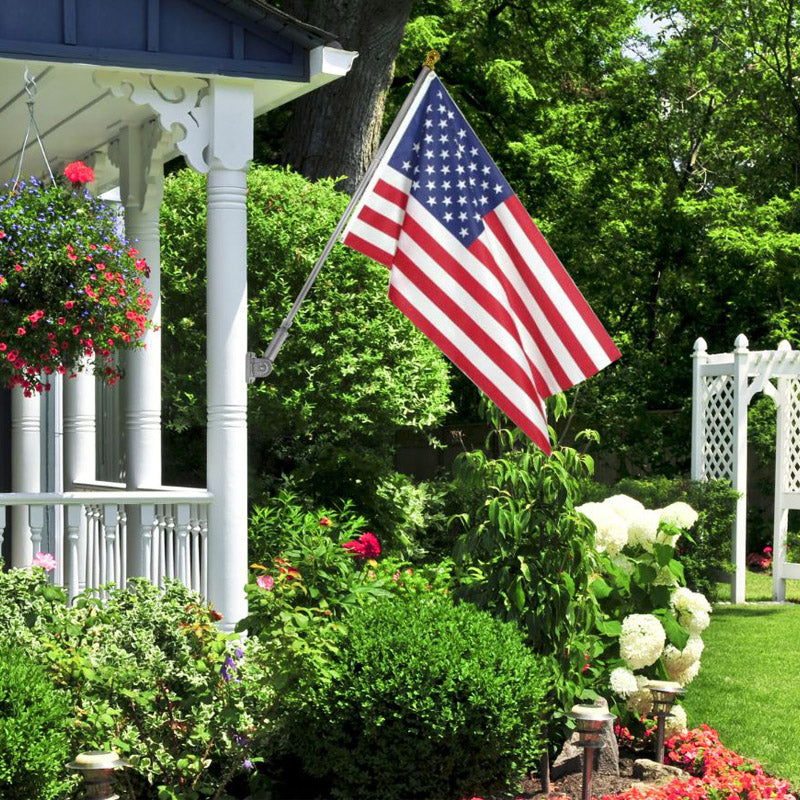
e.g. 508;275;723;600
0;646;74;800
285;594;553;800
160;166;452;508
580;476;737;596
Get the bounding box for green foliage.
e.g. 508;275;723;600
581;476;738;596
451;402;599;715
0;646;74;800
160;166;452;511
284;593;553;800
0;572;277;800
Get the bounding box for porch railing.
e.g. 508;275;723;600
0;486;213;600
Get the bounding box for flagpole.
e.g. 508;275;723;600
246;51;440;382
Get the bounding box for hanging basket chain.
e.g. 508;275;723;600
12;69;56;192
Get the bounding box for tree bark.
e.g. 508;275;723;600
279;0;415;194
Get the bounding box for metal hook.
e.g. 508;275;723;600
23;67;37;102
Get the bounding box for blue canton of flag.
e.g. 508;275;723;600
342;72;620;453
386;87;513;246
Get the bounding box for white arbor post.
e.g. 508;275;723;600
731;334;750;603
113;121;164;579
10;387;41;567
690;338;708;480
772;341;792;602
205;79;254;631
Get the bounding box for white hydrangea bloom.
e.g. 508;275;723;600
619;613;666;669
603;494;645;521
626;674;654;716
660;502;699;531
672;587;712;634
609;666;639;698
680;608;711;634
663;635;704;679
576;502;628;555
627;509;661;552
664;704;688;737
672;660;701;686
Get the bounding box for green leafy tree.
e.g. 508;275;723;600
160;166;451;512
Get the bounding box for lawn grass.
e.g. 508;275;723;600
711;569;800;602
682;601;800;789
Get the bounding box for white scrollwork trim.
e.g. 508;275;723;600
94;70;211;173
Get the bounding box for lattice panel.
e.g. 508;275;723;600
701;375;735;480
784;378;800;492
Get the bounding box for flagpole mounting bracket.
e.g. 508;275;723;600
246;352;273;383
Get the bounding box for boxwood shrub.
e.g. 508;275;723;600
285;593;553;800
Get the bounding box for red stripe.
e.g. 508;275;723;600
392;248;545;408
374;178;410;210
469;236;572;392
389;280;551;454
483;209;599;378
398;212;551;402
357;204;402;240
342;230;393;267
505;196;621;363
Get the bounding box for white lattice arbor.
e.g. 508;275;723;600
691;335;800;602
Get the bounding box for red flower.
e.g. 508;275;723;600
343;531;381;560
64;161;95;184
319;516;332;527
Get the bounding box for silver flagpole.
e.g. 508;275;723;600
246;52;440;382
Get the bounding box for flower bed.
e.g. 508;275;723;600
601;726;796;800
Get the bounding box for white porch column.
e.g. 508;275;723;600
205;80;254;630
10;387;41;567
113;122;164;579
63;369;96;593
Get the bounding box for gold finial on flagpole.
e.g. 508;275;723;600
423;50;440;70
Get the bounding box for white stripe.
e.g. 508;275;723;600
479;222;588;387
492;203;613;369
389;266;548;435
400;197;566;394
341;72;437;242
345;215;397;260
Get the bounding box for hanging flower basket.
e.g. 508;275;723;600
0;162;153;395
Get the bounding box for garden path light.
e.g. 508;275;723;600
567;703;616;800
646;680;686;764
67;750;128;800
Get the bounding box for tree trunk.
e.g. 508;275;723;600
279;0;415;194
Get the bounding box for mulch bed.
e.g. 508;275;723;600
519;754;640;800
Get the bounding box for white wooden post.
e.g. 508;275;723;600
772;342;792;601
691;338;708;481
205;78;254;630
731;334;749;603
114;122;165;581
10;387;41;567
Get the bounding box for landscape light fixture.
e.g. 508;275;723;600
567;703;616;800
646;680;686;764
67;750;128;800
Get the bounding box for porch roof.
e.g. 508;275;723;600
0;1;355;186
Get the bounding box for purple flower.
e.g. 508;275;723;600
242;759;254;771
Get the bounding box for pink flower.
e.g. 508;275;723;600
31;552;57;572
64;160;95;184
343;531;381;560
256;575;274;591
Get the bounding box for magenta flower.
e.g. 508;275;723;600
343;531;381;560
256;574;274;591
31;552;57;572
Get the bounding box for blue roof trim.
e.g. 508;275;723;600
0;0;313;82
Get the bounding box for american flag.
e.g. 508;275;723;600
342;72;620;453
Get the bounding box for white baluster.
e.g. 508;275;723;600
66;506;82;602
176;505;190;586
140;504;155;585
200;510;209;601
103;505;119;588
118;509;127;589
0;506;5;555
165;511;175;580
29;506;44;560
190;506;201;593
156;506;167;586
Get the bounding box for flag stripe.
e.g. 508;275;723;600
393;212;549;403
388;270;551;453
504;196;621;364
341;229;393;267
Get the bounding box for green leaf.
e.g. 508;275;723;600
654;543;674;567
590;576;613;599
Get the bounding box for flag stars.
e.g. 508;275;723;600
458;128;467;139
412;142;420;153
479;195;488;205
456;164;465;175
468;162;477;172
425;149;435;159
424;134;434;144
441;164;451;175
459;227;469;238
424;119;433;129
426;180;437;191
438;104;447;113
438;118;448;128
458;195;467;205
494;183;503;193
470;146;479;156
425;164;436;175
442;180;451;190
439;134;449;144
482;165;491;175
443;196;452;206
401;160;412;172
426;196;438;207
443;211;453;222
481;180;489;190
458;211;468;221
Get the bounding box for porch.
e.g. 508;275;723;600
0;0;357;629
